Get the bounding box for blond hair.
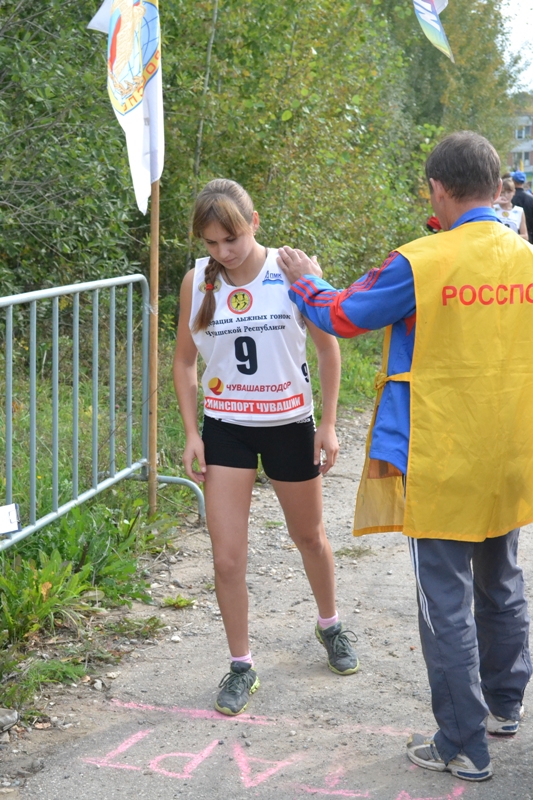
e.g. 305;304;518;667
191;179;254;333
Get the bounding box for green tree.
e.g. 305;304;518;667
0;0;138;294
376;0;516;153
156;0;431;292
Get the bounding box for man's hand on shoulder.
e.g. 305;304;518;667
277;246;323;284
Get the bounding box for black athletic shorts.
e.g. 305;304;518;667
201;414;320;482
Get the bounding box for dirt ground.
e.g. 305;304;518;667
2;410;533;799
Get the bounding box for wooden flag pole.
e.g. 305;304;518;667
148;178;160;516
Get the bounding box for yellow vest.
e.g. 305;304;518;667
353;221;533;541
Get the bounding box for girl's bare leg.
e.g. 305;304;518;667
271;475;336;618
204;465;256;657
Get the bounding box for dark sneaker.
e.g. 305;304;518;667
215;661;260;716
486;705;524;735
407;734;493;782
315;622;359;675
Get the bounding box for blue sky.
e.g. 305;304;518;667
503;0;533;90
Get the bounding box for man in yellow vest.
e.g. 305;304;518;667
277;131;533;782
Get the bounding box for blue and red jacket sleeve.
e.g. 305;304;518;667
288;251;416;337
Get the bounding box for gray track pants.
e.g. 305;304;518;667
408;529;531;770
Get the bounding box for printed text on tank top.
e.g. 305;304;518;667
189;249;313;426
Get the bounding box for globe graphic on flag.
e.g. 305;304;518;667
107;0;160;115
141;1;160;86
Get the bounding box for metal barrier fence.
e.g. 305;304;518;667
0;274;204;552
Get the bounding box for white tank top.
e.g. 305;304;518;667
189;249;313;425
494;204;524;235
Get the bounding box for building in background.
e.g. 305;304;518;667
508;114;533;180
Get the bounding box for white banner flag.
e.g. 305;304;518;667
88;0;164;214
412;0;454;62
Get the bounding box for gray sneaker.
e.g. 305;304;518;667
315;622;359;675
215;662;260;716
407;734;493;782
486;704;524;735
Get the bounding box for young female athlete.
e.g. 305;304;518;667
494;178;528;239
173;179;358;716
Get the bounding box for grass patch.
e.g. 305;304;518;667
337;333;383;408
103;616;164;640
0;549;92;644
0;652;87;709
24;659;86;690
307;331;382;416
335;544;372;558
160;594;196;609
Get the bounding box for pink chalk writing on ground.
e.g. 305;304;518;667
83;728;305;787
149;739;220;778
83;729;153;771
109;699;417;737
84;731;220;780
111;698;276;725
325;766;346;788
297;762;371;797
81;715;464;799
394;787;465;800
232;742;304;788
110;698;272;725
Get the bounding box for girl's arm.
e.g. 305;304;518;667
305;318;340;475
519;209;529;240
173;270;206;483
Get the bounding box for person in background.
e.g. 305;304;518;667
494;178;528;239
277;132;533;783
511;170;533;242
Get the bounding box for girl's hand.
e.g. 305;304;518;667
183;433;207;484
314;423;339;475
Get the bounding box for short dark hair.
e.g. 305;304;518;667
425;131;500;201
